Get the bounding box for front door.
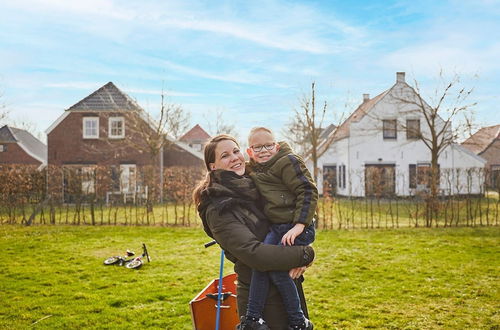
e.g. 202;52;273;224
322;165;337;196
365;164;395;197
120;164;137;194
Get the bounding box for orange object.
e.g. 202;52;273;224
190;273;239;330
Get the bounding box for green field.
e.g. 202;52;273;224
0;226;499;329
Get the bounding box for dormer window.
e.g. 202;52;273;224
83;117;99;139
383;120;397;139
109;117;125;139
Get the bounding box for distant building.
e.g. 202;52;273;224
46;82;203;202
461;125;500;188
179;124;211;152
0;125;46;169
307;72;486;197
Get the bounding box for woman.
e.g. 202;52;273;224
193;134;314;330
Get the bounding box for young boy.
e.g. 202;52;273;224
242;127;317;330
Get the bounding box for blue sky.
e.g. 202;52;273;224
0;0;499;143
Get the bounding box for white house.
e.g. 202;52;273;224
308;72;486;197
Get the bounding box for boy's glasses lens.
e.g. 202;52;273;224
252;143;275;152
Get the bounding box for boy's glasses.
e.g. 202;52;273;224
250;143;276;152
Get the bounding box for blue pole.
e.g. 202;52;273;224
215;249;225;330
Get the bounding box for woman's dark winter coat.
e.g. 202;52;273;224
198;170;314;330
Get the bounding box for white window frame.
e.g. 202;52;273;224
108;117;125;139
0;145;5;152
83;117;99;139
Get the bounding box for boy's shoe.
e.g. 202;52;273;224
239;316;270;330
288;318;314;330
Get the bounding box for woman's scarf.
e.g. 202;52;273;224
200;169;266;221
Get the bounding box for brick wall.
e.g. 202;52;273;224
480;139;500;169
163;144;204;168
0;142;42;166
48;111;159;167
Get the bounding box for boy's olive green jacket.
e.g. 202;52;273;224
248;142;318;226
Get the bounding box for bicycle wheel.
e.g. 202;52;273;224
126;259;143;269
104;257;120;265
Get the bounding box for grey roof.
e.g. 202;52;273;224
0;125;47;163
319;124;337;140
67;82;142;111
0;125;17;142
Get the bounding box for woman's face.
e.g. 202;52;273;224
209;139;246;176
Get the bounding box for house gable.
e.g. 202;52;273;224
0;125;47;166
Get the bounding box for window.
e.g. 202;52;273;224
409;164;416;188
406;119;420;139
338;165;346;189
491;165;500;189
409;163;440;190
383;120;397;139
109;117;125;139
83;117;99;139
0;145;5;152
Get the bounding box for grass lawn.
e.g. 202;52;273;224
0;225;498;329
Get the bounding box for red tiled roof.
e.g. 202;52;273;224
461;124;500;155
316;88;390;157
179;124;211;142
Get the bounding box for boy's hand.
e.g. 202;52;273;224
281;223;305;246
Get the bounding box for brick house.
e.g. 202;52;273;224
461;125;500;188
0;125;47;169
179;124;211;152
46;82;203;202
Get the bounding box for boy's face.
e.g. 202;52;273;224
247;130;280;163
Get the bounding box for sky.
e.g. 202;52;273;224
0;0;499;144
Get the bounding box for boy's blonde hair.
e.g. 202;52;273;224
248;127;275;145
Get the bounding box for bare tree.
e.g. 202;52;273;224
0;90;8;125
391;71;477;217
126;92;190;203
205;108;238;139
129;92;189;157
284;82;327;182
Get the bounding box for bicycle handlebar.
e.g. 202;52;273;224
204;240;217;248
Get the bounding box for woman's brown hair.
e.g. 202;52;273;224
192;134;240;206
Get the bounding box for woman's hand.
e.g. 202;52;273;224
289;266;307;279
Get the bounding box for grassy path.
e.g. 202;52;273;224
0;226;498;329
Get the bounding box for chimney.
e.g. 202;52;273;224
396;72;405;83
363;94;370;102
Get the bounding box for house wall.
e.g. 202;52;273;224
163;145;204;168
48;111;159;167
0;142;42;166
